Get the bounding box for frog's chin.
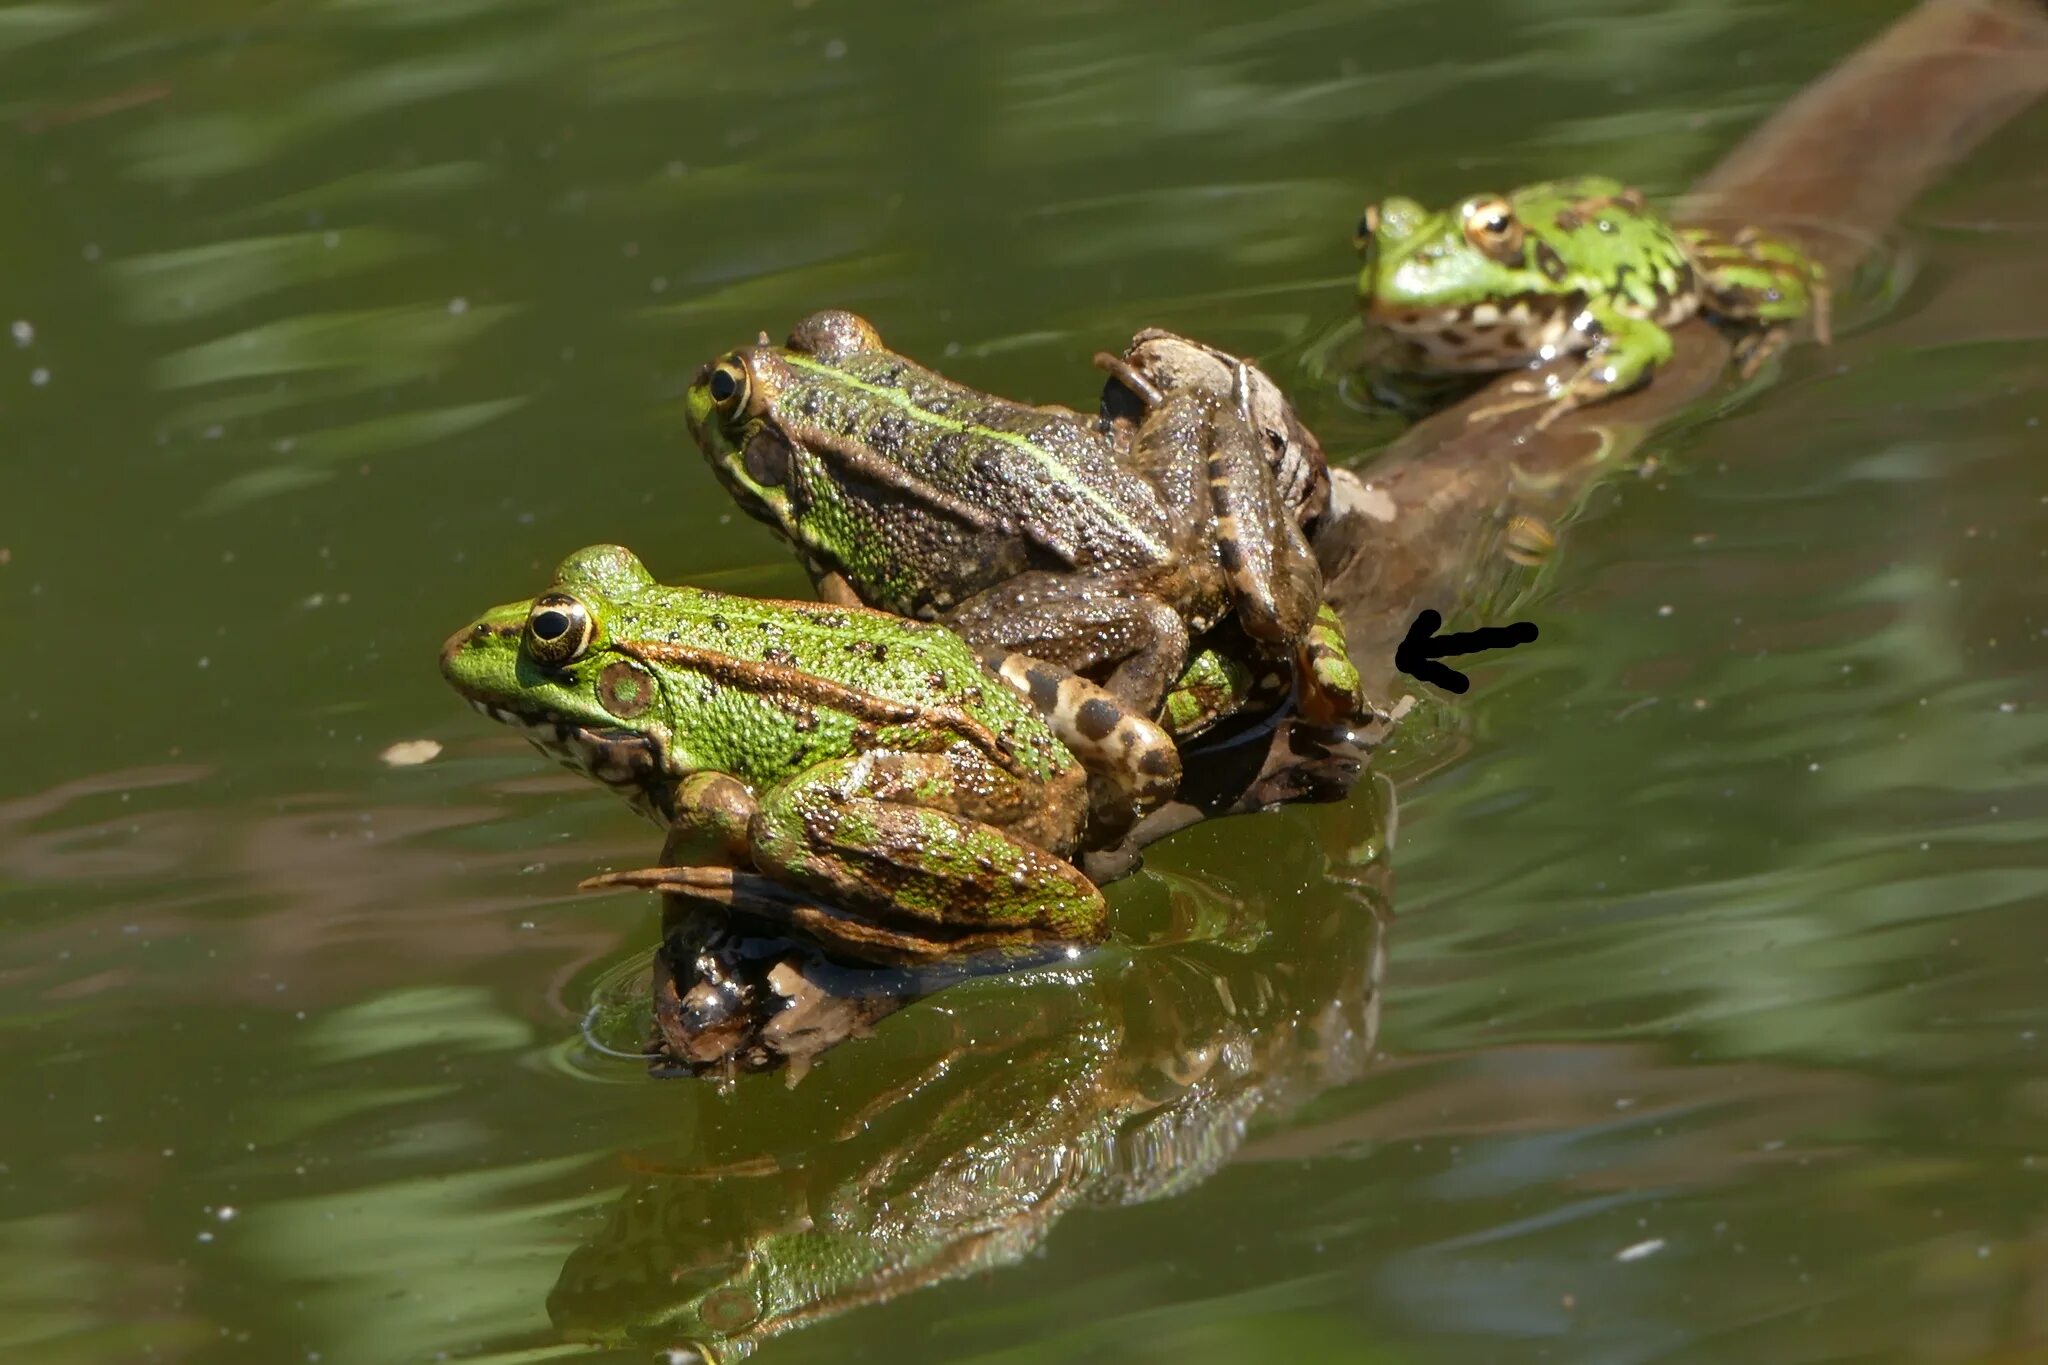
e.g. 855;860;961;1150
460;696;674;819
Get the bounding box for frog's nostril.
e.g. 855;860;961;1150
438;627;475;679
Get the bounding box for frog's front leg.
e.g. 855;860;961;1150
1474;300;1675;429
942;570;1191;717
586;752;1106;965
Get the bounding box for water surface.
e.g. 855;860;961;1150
7;2;2048;1361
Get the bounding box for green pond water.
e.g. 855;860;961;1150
7;1;2048;1360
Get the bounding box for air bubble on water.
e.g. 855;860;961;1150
10;320;31;346
824;37;847;59
448;296;469;315
30;367;49;387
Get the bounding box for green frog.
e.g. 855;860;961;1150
1355;174;1829;426
440;545;1185;963
685;311;1364;730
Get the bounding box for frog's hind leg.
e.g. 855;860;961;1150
985;651;1181;834
581;865;1060;965
1295;603;1376;726
1685;225;1831;349
1091;348;1167;407
584;751;1107;965
1204;361;1322;645
752;752;1107;961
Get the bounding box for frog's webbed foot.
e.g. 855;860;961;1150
1495;304;1674;427
1465;373;1564;428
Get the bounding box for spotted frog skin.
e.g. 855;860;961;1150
440;545;1185;963
1356;175;1829;425
686;311;1363;731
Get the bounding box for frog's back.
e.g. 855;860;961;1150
1512;178;1697;324
780;351;1173;572
614;588;1066;780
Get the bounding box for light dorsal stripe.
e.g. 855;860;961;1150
783;353;1169;559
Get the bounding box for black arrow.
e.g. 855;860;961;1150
1395;609;1539;694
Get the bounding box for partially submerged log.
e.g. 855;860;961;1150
644;0;2048;1078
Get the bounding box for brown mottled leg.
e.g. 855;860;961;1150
983;651;1181;836
1201;362;1321;643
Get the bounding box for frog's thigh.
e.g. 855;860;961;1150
1205;417;1321;644
749;754;1107;941
945;572;1190;714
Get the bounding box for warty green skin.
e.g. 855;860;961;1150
1357;174;1828;422
685;311;1362;730
440;544;1128;963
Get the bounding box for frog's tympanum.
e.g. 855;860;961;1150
546;777;1394;1361
440;545;1186;962
1356;175;1829;425
685;311;1367;735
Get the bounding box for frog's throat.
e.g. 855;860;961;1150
1369;290;1574;337
1370;291;1580;368
458;696;675;820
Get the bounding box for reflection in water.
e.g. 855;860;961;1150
7;0;2048;1361
550;777;1391;1359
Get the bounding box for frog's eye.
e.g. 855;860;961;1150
706;358;748;414
524;593;595;667
1461;196;1524;263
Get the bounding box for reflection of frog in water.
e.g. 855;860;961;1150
546;776;1393;1361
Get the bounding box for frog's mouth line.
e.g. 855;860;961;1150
461;696;674;816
